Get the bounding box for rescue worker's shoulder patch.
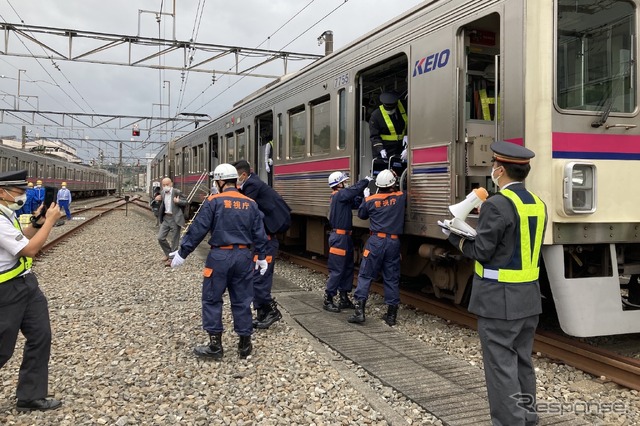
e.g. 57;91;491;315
15;234;23;241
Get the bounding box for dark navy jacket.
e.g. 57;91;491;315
179;187;268;259
239;174;291;235
329;179;369;230
358;191;406;235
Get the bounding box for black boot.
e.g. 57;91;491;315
382;305;399;326
323;292;341;313
338;291;355;309
252;306;268;328
255;300;282;329
238;335;252;358
193;333;223;359
347;300;366;324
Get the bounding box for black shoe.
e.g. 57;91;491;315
323;293;341;313
252;306;268;328
382;304;398;326
337;291;355;309
347;300;366;324
193;333;223;360
238;335;252;358
16;398;62;412
255;301;282;329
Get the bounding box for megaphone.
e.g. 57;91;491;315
449;187;488;220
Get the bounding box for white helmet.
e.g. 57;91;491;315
375;169;396;188
212;163;238;181
328;171;349;188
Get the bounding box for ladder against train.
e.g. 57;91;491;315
182;171;210;235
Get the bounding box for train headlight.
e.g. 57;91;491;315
563;162;596;214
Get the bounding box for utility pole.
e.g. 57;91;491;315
118;142;123;197
21;126;27;150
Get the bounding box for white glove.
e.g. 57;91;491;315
363;187;370;198
267;158;273;166
380;149;387;159
402;136;408;147
265;164;271;173
255;258;268;275
365;176;374;182
437;220;451;237
170;250;186;268
400;149;407;161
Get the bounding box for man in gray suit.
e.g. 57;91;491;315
155;177;187;266
445;141;547;426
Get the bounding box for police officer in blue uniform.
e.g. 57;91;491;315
170;164;269;359
348;169;406;326
445;141;547;426
233;160;291;329
323;171;371;312
0;170;64;411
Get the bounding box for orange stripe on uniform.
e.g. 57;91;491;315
329;247;347;256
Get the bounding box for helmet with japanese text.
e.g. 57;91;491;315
328;171;349;188
212;163;238;181
375;169;397;188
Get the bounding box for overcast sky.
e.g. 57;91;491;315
0;0;424;163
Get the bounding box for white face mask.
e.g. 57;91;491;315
163;185;171;193
491;167;502;189
3;191;26;211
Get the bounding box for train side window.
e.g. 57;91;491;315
289;106;306;159
277;114;283;160
192;146;198;173
226;133;235;162
311;96;330;156
236;129;247;160
338;89;347;150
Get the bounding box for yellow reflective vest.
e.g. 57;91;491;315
474;188;545;283
0;211;32;283
379;102;407;142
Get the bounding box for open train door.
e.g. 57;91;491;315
455;13;502;198
255;112;274;186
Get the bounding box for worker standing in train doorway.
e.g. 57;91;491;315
264;138;274;187
369;91;408;164
233;160;291;330
348;169;406;326
56;182;72;220
444;141;547;426
0;170;64;412
170;164;268;359
323;171;371;312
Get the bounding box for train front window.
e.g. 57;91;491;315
556;0;636;113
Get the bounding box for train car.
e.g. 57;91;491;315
164;0;640;337
0;143;117;197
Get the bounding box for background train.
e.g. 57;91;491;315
0;143;117;197
151;0;640;337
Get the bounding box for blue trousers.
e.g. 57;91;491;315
58;200;71;219
325;232;354;297
202;248;254;336
353;235;401;305
252;236;279;309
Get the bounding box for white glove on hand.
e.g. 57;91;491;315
170;250;186;268
265;164;271;173
268;158;273;166
403;135;408;147
363;187;370;198
437;220;451;237
365;176;374;182
255;258;268;275
400;149;407;161
380;149;387;159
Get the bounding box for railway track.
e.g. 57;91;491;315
280;250;640;392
